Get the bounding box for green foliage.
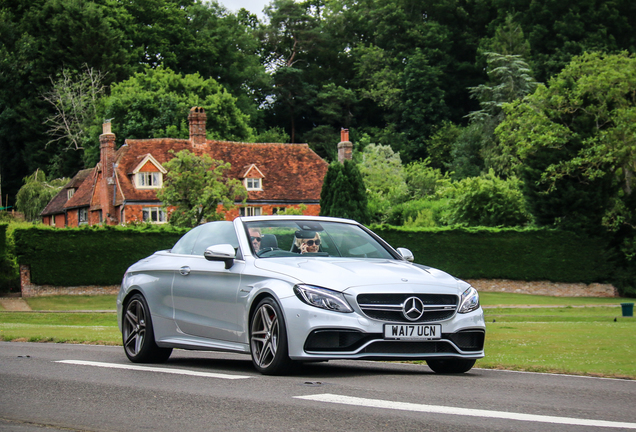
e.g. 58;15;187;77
0;224;6;259
252;127;290;143
386;198;449;228
99;66;252;152
359;143;408;222
437;171;532;227
404;158;450;199
320;160;370;224
16;170;69;222
13;224;187;286
157;150;247;228
274;204;307;215
373;225;612;284
497;52;635;234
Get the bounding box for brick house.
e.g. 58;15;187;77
40;107;332;226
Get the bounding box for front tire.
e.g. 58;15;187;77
122;293;172;363
426;358;476;374
249;297;294;375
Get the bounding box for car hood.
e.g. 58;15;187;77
253;257;463;293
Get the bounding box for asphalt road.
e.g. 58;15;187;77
1;342;635;432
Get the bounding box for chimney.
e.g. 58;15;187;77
188;106;207;148
100;122;116;179
100;122;117;224
337;128;352;163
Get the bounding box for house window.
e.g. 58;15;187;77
67;189;74;200
245;178;262;191
271;207;286;215
142;207;166;223
240;206;262;217
79;208;88;225
136;172;162;188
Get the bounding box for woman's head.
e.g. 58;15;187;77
295;231;321;254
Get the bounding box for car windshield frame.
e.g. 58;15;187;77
243;219;399;260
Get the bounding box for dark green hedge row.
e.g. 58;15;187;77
14;225;188;286
0;224;6;258
372;225;612;284
12;224;612;287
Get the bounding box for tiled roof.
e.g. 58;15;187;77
116;139;328;204
65;168;97;210
40;169;94;216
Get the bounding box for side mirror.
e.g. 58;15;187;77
397;247;414;262
204;244;236;269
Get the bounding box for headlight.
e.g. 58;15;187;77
294;285;353;313
458;286;480;314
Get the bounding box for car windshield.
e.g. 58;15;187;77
244;220;396;259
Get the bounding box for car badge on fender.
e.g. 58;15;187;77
403;296;424;321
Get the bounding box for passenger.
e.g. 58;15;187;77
297;232;321;254
249;228;262;253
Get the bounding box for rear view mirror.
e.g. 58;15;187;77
204;244;236;269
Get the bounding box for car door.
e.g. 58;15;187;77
171;221;244;342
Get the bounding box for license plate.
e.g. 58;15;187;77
384;324;442;340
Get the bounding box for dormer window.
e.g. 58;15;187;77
242;164;264;191
246;178;261;191
132;154;167;190
67;189;75;200
136;172;162;188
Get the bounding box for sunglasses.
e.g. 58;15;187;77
305;239;320;246
250;236;262;242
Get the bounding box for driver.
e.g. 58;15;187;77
249;228;262;253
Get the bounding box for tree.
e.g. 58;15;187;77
16;169;69;221
157;150;247;228
42;65;106;151
496;52;636;233
91;67;253;164
320;160;370;224
358;143;408;222
437;170;531;227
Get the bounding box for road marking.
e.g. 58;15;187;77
294;393;636;429
56;360;251;380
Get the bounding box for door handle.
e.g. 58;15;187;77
179;266;191;276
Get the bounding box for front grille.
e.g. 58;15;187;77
357;293;458;323
362;341;457;355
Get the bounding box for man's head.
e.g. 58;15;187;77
248;228;262;252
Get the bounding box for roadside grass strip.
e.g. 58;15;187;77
56;360;251;380
295;393;636;429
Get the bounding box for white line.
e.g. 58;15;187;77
294;393;636;429
56;360;251;380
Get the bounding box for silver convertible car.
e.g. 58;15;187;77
117;216;485;375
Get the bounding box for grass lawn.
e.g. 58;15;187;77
0;312;120;344
1;293;635;379
25;295;118;311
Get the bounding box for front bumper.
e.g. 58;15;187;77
281;295;486;361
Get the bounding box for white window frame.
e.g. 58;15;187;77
142;206;167;224
136;172;162;189
67;189;74;200
245;177;262;191
240;206;262;217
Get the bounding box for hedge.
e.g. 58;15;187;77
13;225;187;286
373;225;612;284
0;224;6;259
13;224;613;287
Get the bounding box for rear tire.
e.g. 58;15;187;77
122;293;172;363
426;358;476;374
249;297;294;375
